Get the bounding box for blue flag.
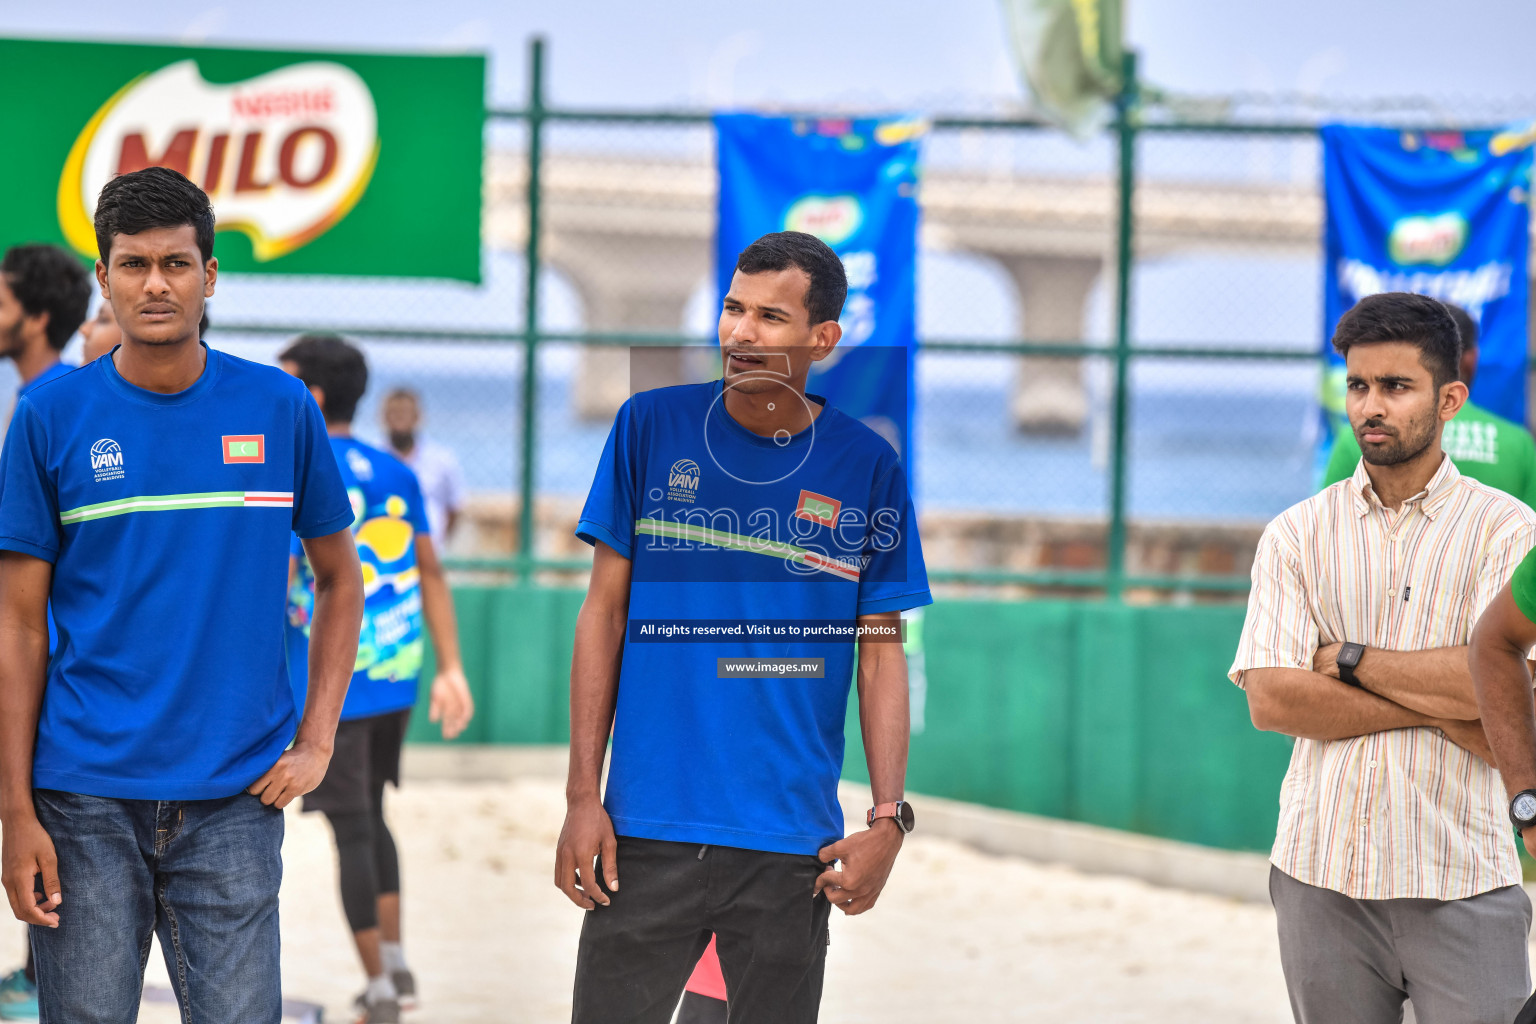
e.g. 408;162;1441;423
715;113;925;473
1322;123;1535;438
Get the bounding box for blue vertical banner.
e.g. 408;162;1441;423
715;113;926;472
1322;123;1535;440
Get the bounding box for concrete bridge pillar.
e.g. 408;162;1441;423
547;233;709;421
994;255;1104;435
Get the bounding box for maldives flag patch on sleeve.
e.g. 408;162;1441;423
223;435;265;464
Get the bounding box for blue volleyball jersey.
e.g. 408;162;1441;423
0;347;353;800
286;436;430;721
14;359;77;653
577;380;932;855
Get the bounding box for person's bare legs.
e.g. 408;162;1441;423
377;890;415;1006
353;927;385;978
378;893;401;944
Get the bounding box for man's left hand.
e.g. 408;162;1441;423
429;664;475;741
814;818;904;916
1313;642;1343;679
247;738;334;809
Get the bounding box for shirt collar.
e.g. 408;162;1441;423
1348;453;1461;519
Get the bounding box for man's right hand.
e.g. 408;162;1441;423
554;797;619;910
2;813;60;927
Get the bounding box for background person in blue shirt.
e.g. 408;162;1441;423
0;242;89;1024
555;231;932;1023
280;333;475;1024
0;167;365;1024
0;244;91;411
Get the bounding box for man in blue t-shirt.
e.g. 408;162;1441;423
0;167;365;1024
279;333;474;1024
555;231;932;1023
1;244;90;415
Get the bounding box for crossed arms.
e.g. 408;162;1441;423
1243;643;1493;763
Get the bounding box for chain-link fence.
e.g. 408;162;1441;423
126;42;1518;600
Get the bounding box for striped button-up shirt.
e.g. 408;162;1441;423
1230;456;1536;900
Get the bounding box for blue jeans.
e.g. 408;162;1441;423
29;790;284;1024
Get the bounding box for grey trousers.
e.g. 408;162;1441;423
1270;865;1533;1024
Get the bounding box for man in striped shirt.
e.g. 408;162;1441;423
1231;292;1536;1024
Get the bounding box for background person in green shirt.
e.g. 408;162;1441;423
1323;303;1536;507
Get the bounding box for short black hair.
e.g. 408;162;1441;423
279;333;368;424
94;166;215;264
0;244;92;351
1445;303;1478;351
1331;292;1462;390
734;231;848;325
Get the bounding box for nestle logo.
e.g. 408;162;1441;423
232;87;336;119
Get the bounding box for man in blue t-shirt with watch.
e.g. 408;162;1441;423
0;167;364;1023
555;231;931;1023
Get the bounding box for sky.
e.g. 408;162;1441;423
0;1;1530;515
1;0;1531;115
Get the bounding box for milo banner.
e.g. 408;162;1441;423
0;38;483;281
1322;123;1535;436
715;113;925;469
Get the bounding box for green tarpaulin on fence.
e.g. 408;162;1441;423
407;586;1293;853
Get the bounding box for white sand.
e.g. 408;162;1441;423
6;777;1297;1023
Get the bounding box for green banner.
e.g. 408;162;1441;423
415;584;1293;853
0;38;484;281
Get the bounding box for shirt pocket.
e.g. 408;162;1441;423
1413;570;1475;646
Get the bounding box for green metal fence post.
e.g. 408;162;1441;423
518;37;546;583
1106;50;1139;601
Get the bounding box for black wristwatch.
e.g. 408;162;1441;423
1510;790;1536;835
1336;642;1366;687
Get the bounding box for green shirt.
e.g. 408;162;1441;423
1512;545;1536;624
1323;401;1536;509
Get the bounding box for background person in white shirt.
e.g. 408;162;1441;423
381;387;466;545
1230;292;1536;1024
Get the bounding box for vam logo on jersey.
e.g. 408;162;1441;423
90;438;125;483
667;458;700;504
222;434;265;464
